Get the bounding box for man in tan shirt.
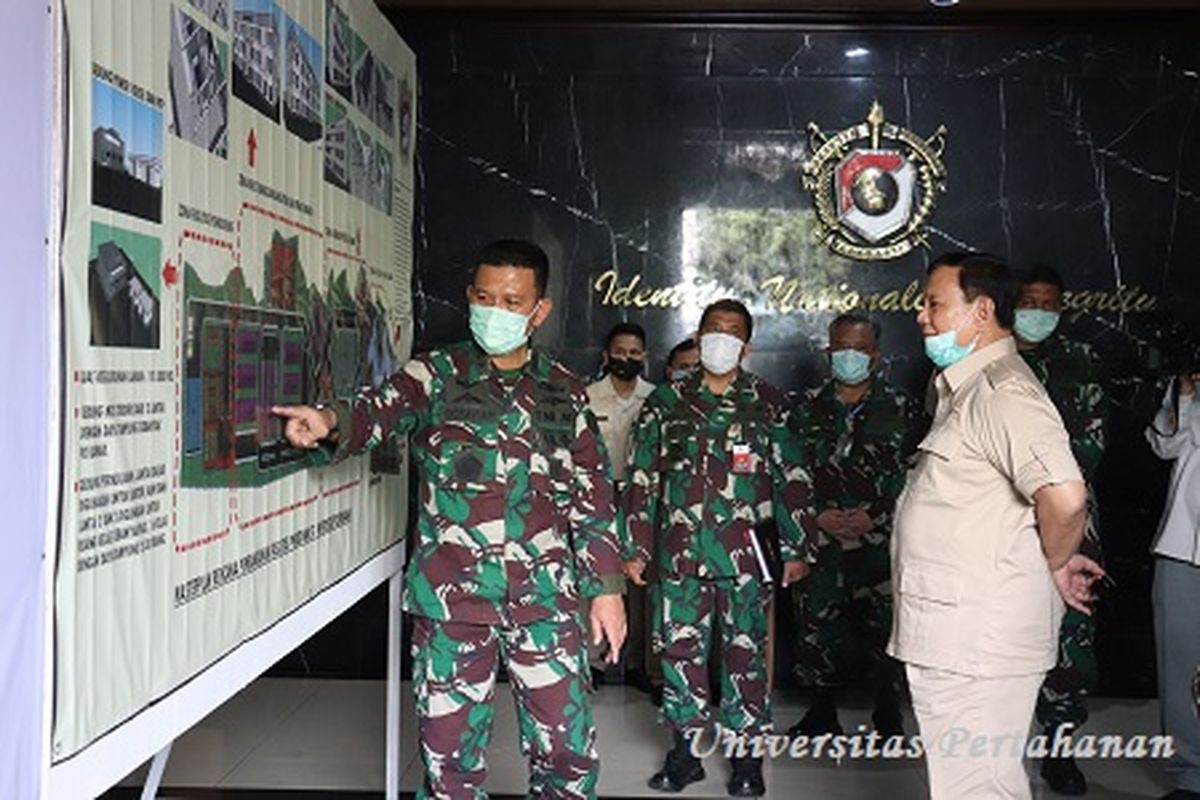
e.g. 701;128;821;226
889;252;1104;800
587;322;657;688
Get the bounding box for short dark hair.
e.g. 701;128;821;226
667;338;697;367
829;312;881;344
474;239;550;297
699;298;754;341
604;322;646;351
928;251;1016;330
1019;263;1066;294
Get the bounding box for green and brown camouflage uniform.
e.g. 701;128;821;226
323;341;624;799
622;370;815;740
788;378;923;696
1021;335;1106;732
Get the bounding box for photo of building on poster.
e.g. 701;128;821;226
169;4;230;157
92;77;163;223
326;0;395;139
398;72;412;158
87;223;161;349
324;93;351;191
232;0;280;122
180;233;398;488
353;43;394;138
282;15;322;143
325;0;352;103
186;0;229;29
324;92;392;214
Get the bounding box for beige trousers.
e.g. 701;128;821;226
906;664;1044;800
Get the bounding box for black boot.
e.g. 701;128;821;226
871;687;905;738
787;687;842;737
1041;753;1087;796
727;757;765;797
648;733;706;792
871;704;905;738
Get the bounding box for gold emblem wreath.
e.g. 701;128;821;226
802;101;948;261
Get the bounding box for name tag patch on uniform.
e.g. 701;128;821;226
533;401;576;448
731;442;755;474
444;382;504;423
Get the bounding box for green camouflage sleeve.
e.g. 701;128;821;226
314;356;433;466
769;409;817;563
1072;370;1106;482
621;398;663;563
1075;361;1106;557
568;402;625;598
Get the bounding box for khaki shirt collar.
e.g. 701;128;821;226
592;374;654;401
939;335;1017;396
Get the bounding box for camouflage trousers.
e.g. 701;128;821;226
411;613;599;799
655;573;772;737
1036;607;1098;729
791;538;900;695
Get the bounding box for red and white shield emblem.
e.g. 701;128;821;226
836;149;916;244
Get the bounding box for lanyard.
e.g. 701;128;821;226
835;400;867;460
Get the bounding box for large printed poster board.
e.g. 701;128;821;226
56;0;416;760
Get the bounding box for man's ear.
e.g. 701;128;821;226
975;296;995;324
528;297;554;330
740;341;753;361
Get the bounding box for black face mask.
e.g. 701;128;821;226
608;357;643;381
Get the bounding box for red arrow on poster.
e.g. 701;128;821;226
247;128;257;168
162;259;178;287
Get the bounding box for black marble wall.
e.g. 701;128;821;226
276;13;1200;694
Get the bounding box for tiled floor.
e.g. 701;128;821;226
110;678;1177;798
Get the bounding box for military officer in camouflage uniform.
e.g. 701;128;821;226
787;313;923;739
623;298;815;798
275;240;627;799
1014;264;1106;796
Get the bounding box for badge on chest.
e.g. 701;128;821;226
731;442;756;474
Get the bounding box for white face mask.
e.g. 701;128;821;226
699;332;745;376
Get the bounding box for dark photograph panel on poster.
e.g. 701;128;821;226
282;16;322;143
87;223;161;349
168;5;229;157
232;0;280;122
91;78;163;223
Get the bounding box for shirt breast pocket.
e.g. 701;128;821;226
437;439;498;491
912;423;963;496
662;421;696;471
918;426;960;459
535;450;574;504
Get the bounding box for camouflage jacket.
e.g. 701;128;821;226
1018;336;1105;482
790;378;923;547
1019;335;1106;554
323;341;625;625
622;370;816;579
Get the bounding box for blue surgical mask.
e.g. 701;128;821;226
1013;309;1060;344
669;368;694;382
830;349;872;385
469;302;538;356
923;305;979;369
